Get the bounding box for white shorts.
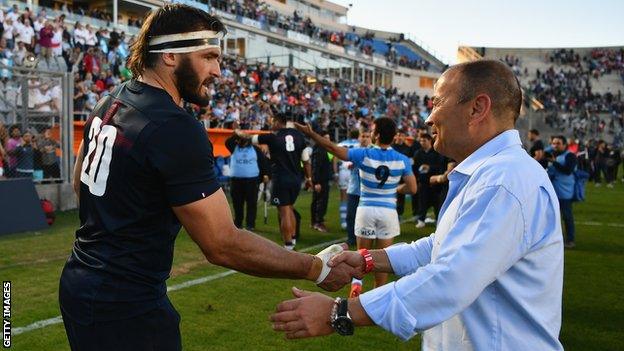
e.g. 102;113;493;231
354;206;400;239
338;169;350;190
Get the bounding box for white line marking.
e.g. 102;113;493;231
12;238;346;335
578;221;624;228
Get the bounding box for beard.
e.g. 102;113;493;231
174;55;211;106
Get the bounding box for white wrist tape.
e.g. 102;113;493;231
314;244;346;284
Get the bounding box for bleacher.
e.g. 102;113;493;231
468;46;624;143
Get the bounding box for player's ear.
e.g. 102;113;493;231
161;52;177;67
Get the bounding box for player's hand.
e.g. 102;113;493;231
304;178;313;190
294;122;313;136
328;250;366;275
313;184;321;192
318;260;362;291
271;287;334;339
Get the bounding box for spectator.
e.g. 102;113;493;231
2;17;16;50
547;135;578;249
37;127;60;179
4;124;21;177
73;22;87;49
39;20;54;59
16;17;35;52
12;130;36;178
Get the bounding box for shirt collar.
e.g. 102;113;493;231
453;129;522;176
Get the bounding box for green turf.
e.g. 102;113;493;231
1;182;623;350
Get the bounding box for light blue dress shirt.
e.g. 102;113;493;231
359;130;564;351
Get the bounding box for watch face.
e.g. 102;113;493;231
335;316;354;336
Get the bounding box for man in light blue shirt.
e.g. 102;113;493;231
271;60;564;350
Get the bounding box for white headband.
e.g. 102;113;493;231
148;30;224;53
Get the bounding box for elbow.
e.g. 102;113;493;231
200;226;238;267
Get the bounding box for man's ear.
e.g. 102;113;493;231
161;52;177;67
468;93;491;125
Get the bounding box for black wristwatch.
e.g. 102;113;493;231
330;297;354;336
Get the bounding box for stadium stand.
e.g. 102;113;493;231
461;46;624;144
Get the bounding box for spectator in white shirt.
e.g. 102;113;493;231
84;24;97;48
16;18;35;51
2;18;16;49
73;22;87;49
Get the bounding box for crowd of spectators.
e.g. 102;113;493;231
208;0;431;71
501;48;624;141
190;56;429;136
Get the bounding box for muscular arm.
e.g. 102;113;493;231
173;189;321;279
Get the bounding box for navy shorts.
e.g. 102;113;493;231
61;299;182;351
271;180;301;206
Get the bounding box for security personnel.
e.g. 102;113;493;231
226;134;269;230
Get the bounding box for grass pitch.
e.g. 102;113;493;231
1;182;623;350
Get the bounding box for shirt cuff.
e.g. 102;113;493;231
384;243;423;276
251;135;259;145
359;282;418;341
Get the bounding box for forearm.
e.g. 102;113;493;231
307;130;348;160
369;249;394;274
304;161;312;180
212;228;320;280
348;297;375;327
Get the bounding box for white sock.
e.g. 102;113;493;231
351;278;362;286
284;244;295;251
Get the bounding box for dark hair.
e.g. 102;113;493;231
419;133;433;141
553;135;567;145
127;4;226;77
9;124;21;134
529;129;539;136
349;129;359;139
448;59;522;123
373;117;397;145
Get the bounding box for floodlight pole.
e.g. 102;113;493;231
113;0;118;27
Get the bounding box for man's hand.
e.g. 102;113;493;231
271;287;335;339
233;129;246;138
294;122;313;136
327;250;365;274
314;243;364;291
314;183;321;192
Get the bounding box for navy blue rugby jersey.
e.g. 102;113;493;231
59;80;220;324
257;128;306;182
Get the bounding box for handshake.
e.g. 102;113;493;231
310;243;369;292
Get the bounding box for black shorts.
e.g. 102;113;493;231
61;298;181;351
271;180;301;206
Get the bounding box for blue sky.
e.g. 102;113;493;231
331;0;624;64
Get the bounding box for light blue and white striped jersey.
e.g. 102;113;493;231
337;138;360;172
337;139;361;195
348;147;413;209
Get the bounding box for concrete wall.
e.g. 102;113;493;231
36;183;78;211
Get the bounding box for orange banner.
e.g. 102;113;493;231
51;123;269;157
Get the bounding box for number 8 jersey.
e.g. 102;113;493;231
60;80;221;324
347;146;413;210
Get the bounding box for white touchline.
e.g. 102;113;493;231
13;238;346;335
